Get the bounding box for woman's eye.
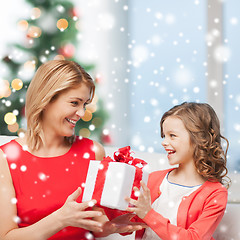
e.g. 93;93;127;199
170;134;176;138
71;101;78;106
84;102;89;109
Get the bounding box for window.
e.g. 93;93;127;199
224;0;240;171
129;0;206;153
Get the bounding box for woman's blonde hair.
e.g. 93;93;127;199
25;60;95;150
160;102;230;187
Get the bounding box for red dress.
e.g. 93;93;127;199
0;137;96;240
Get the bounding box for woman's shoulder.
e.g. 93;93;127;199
0;137;21;153
92;140;105;160
74;137;105;160
0;137;17;147
0;145;12;180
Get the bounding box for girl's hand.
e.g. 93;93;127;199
93;212;147;237
125;181;152;219
103;213;146;235
56;187;103;232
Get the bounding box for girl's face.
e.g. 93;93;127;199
41;83;91;139
161;116;194;166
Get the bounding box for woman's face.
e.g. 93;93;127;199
41;83;91;138
161;116;194;166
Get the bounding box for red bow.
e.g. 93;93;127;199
109;146;147;169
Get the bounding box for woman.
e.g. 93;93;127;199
0;60;142;239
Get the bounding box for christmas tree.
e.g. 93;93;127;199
0;0;109;143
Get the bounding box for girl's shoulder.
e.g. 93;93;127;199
198;181;228;209
149;168;175;181
202;180;228;194
148;168;175;188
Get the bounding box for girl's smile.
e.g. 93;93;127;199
161;116;194;166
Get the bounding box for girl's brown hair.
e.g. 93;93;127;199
25;60;95;150
160;102;230;187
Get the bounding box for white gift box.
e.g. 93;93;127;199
82;160;149;211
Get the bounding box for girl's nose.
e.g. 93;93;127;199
161;139;168;147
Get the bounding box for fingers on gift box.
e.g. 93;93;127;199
82;146;149;211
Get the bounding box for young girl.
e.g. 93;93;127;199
126;102;230;240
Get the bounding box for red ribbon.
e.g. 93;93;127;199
91;159;111;204
91;146;147;206
114;146;147;168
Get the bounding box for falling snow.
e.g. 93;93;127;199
38;172;47;181
20;165;27;172
85;232;94;240
0;2;239;239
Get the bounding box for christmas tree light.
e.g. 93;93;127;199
11;78;23;91
4;112;17;125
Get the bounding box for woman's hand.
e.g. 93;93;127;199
56;187;103;232
125;181;152;219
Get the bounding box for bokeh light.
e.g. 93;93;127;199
86;103;97;113
11;78;23;91
57;18;69;30
17;20;28;31
92;117;102;128
82;110;93;122
4;112;17;125
27;26;42;38
8;122;19;132
79;128;91;138
54;55;65;60
31;7;41;19
24;61;36;71
0;80;11;98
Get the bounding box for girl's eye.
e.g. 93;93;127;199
170;134;176;138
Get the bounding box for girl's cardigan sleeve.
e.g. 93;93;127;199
140;170;228;240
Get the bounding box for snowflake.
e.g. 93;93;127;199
165;14;176;24
10;163;17;170
11;198;17;204
144;116;151;123
20;165;27;172
134;190;140;197
135;163;143;168
98;164;104;170
214;45;231;63
38;172;47;181
83;152;90;159
88;201;95;207
13;216;21;224
85;232;94;240
4;144;20;160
